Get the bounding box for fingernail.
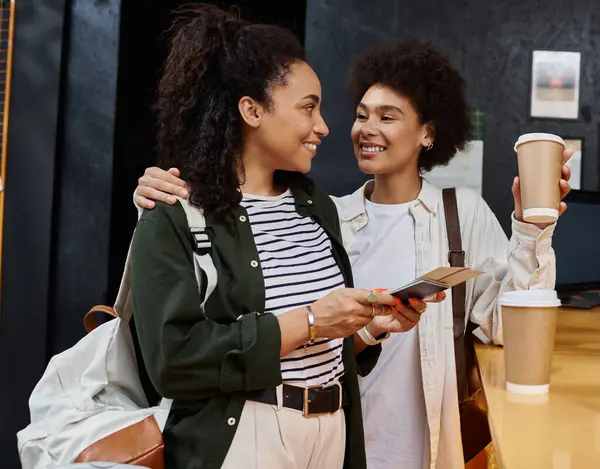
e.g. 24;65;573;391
167;196;177;204
408;298;418;307
393;297;402;305
179;189;189;198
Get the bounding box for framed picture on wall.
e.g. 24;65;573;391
530;50;581;120
563;138;583;190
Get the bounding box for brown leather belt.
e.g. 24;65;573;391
247;382;347;417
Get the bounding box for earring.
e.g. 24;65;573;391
425;141;434;151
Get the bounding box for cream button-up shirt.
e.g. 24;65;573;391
332;179;556;469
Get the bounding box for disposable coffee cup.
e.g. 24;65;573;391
500;290;561;395
514;133;565;224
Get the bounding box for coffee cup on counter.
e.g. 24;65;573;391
500;289;561;395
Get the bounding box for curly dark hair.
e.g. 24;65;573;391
348;39;472;172
155;4;310;221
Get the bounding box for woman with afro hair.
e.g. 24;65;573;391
136;38;572;469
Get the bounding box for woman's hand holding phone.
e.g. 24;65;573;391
366;289;446;336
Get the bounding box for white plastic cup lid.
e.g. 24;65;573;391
514;133;565;152
500;290;561;308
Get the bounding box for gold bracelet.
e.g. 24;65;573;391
305;305;316;346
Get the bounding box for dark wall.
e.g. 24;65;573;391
1;1;120;465
49;0;121;355
306;0;600;233
0;1;66;466
109;0;175;306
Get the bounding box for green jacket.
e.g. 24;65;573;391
130;185;381;469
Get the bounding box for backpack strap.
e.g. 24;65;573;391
111;199;216;325
177;198;218;310
442;188;468;400
181;199;211;253
113;243;135;322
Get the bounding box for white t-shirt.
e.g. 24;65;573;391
350;198;429;469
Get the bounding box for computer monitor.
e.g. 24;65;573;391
553;190;600;294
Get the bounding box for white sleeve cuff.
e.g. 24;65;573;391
357;327;390;346
511;212;555;253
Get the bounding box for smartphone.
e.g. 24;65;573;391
385;278;449;302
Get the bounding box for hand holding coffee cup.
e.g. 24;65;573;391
512;133;573;229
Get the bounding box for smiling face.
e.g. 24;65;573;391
247;60;329;174
351;84;434;175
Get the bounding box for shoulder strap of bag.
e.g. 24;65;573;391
442;188;468;400
442;188;466;320
442;188;492;461
176;198;217;309
113;244;135;322
110;199;215;326
178;198;210;251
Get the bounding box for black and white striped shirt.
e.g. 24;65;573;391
241;190;345;387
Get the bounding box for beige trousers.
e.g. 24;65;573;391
221;400;346;469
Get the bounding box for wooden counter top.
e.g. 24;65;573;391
476;307;600;469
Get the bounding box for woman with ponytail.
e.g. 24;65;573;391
129;4;431;469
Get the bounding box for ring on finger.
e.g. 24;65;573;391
371;305;376;317
380;305;386;315
367;291;378;303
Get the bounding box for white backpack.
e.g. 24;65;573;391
17;199;217;469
